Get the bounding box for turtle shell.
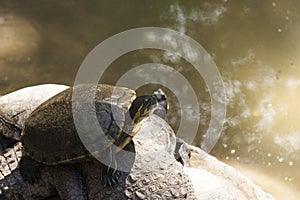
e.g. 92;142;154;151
21;84;136;165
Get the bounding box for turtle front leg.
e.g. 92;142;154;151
19;155;41;184
101;165;121;187
0;135;17;151
101;148;121;187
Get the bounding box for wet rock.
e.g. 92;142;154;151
187;145;274;200
0;84;274;200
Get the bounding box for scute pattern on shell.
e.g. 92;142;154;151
22;84;136;164
0;142;22;179
0;115;198;200
124;162;197;200
84;158;197;199
0;142;56;200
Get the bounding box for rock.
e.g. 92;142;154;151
0;84;275;200
186;145;275;200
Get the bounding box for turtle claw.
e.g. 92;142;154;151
25;170;40;185
115;172;121;179
0;135;17;151
101;168;120;187
19;156;41;184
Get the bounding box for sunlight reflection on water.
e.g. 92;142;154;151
0;1;299;199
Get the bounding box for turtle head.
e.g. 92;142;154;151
129;95;157;123
153;89;168;119
114;95;157;151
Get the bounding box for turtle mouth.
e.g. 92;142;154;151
126;94;137;110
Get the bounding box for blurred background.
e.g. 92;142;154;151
0;0;299;199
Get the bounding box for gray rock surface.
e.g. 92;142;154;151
0;142;57;199
187;146;275;200
0;84;275;200
0;85;197;199
0;115;197;200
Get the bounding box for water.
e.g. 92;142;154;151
1;0;300;199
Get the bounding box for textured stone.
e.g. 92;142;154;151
0;85;275;200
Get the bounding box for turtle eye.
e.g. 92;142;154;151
129;95;157;123
140;96;156;115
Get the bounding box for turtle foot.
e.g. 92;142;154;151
20;156;41;184
0;135;17;150
101;167;120;187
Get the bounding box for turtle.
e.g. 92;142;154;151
0;85;275;200
153;88;168;120
83;113;198;199
152;89;191;166
19;84;157;191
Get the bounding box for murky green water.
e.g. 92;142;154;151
1;0;300;199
